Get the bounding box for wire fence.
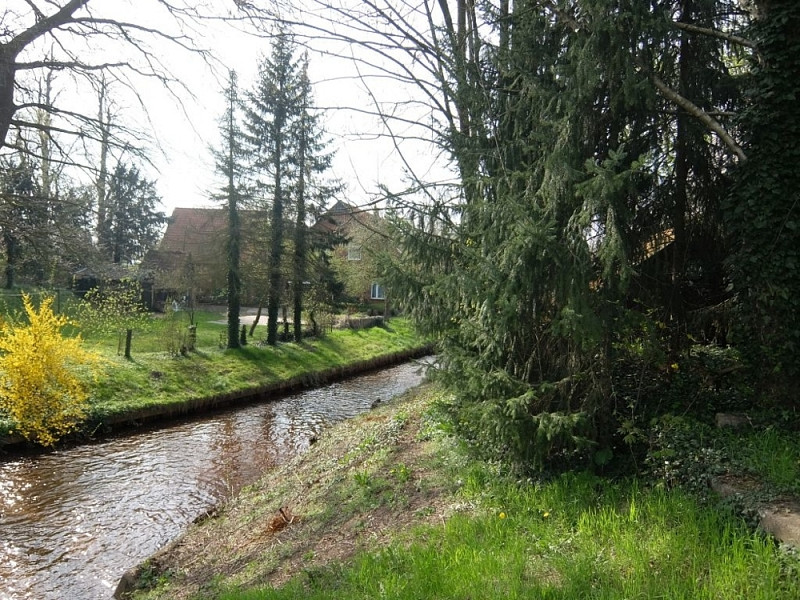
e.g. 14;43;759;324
0;289;78;316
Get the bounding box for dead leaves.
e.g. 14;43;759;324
266;506;300;534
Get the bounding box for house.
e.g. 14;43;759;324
141;207;267;308
313;201;389;309
142;202;389;312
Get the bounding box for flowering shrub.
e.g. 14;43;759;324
0;294;102;446
78;281;151;358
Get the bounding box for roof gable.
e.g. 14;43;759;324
313;201;384;235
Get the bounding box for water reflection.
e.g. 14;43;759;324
0;359;429;600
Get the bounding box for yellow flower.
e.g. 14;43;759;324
0;294;103;446
499;512;506;519
543;511;550;518
670;363;679;372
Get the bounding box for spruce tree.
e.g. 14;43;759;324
244;30;339;345
245;29;301;346
379;0;750;469
212;70;248;349
106;162;165;265
291;56;339;342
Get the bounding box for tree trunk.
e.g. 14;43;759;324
226;176;241;346
96;80;111;253
726;0;800;390
248;301;263;337
0;48;15;148
4;233;15;290
293;108;308;343
124;328;133;359
266;137;284;346
669;0;693;349
310;309;318;336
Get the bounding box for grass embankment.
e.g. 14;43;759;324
0;314;427;441
129;385;799;600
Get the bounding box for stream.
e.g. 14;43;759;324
0;359;430;600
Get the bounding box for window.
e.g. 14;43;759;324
371;282;385;300
347;244;362;261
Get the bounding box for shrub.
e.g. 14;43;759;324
160;301;190;356
78;280;151;358
0;294;102;445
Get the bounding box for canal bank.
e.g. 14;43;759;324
119;381;451;600
0;319;432;450
0;361;433;600
121;378;800;600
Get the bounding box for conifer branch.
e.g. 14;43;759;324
672;21;756;49
541;0;581;32
638;60;747;162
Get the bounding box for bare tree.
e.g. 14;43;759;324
246;1;753;217
0;1;272;166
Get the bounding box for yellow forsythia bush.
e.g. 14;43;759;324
0;294;102;446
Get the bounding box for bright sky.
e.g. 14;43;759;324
4;0;456;217
120;6;452;217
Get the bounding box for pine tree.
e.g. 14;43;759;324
245;29;302;345
291;56;339;342
212;70;248;349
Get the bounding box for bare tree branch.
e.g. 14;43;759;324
672;20;756;49
644;65;747;162
0;0;255;162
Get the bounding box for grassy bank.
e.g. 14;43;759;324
128;385;799;600
0;316;427;441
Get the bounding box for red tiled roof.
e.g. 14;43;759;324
160;208;228;254
159;207;268;253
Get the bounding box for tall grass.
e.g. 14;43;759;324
221;470;794;600
721;427;800;495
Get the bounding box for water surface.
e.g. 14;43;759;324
0;360;429;599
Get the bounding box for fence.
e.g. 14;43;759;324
0;289;77;315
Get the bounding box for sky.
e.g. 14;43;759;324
4;0;456;219
117;5;453;218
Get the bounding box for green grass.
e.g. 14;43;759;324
77;308;230;353
0;310;426;438
720;427;800;496
202;392;797;600
218;467;794;600
85;317;423;421
126;385;799;600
